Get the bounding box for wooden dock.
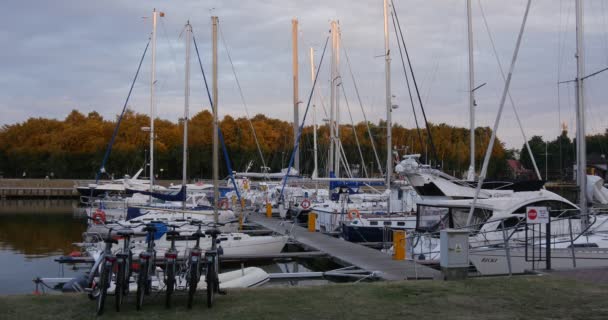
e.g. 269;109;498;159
248;214;441;280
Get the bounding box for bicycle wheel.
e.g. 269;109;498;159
136;260;148;311
165;262;175;308
187;260;199;309
96;264;111;316
206;263;215;308
115;260;125;312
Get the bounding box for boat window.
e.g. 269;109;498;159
398;189;403;200
233;237;241;240
512;200;579;219
416;205;449;232
383;221;392;226
397;222;405;226
496;217;525;231
452;207;492;230
219;237;228;241
370;221;378;226
352;220;358;225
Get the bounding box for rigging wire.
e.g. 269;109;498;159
388;10;424;156
192;33;241;201
96;39;151;183
340;83;369;178
341;38;384;176
477;0;542;181
391;0;439;165
218;24;269;173
279;36;330;202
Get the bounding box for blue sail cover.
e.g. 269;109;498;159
126;185;186;202
328;172;386;190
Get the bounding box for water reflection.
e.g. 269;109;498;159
0;200;86;257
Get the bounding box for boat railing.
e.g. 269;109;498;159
406;208;608;268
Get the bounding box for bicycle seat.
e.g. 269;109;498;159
143;226;157;233
104;238;119;244
167;224;182;229
205;229;221;237
117;229;134;237
166;230;180;237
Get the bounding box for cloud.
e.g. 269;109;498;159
1;0;607;150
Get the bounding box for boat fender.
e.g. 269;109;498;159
301;199;311;209
347;209;361;220
69;251;82;257
218;245;224;256
218;199;230;210
62;274;89;293
92;209;106;224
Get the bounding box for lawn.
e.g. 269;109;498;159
0;276;606;320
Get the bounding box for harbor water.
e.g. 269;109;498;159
0;199;333;295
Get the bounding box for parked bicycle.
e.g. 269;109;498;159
164;223;187;308
136;221;162;311
186;220;206;309
95;228;118;316
204;223;225;308
114;226;143;312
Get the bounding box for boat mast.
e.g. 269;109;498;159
575;0;588;227
384;0;392;211
292;19;300;173
310;47;319;180
182;21;192;210
149;9;158;192
384;0;392;185
466;0;476;181
212;16;219;224
329;21;337;177
334;24;342;178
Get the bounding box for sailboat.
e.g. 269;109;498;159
408;0;608;275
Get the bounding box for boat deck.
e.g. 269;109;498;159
248;214;441;280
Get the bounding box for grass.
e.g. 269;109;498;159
1;276;607;320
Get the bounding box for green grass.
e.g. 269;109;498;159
1;276;607;320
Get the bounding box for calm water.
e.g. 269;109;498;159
0;200;87;295
0;200;333;295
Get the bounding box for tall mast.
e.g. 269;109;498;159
575;0;588;227
182;21;192;210
292;19;300;173
383;0;392;190
466;0;476;181
149;9;158;192
310;47;319;180
212;16;219;224
334;24;342;177
329;21;337;177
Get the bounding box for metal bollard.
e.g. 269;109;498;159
308;212;316;232
266;202;272;218
393;230;406;260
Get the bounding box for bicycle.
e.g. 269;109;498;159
114;226;142;312
164;223;186;309
186;220;206;309
136;221;161;311
204;225;223;308
95;228;118;316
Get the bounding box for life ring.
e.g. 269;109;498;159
301;199;311;210
218;199;229;210
347;209;360;220
92;209;106;224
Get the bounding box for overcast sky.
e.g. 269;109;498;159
2;0;607;149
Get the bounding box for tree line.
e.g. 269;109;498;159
0;109;511;180
518;128;608;181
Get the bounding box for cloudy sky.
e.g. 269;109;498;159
2;0;607;149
